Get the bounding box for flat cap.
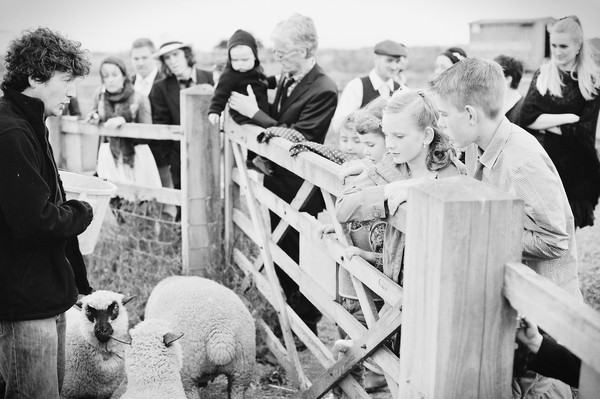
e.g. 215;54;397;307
374;40;407;57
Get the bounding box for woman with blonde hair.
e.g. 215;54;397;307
520;16;600;228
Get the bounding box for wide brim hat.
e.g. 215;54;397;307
154;41;192;58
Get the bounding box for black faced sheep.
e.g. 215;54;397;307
61;290;133;399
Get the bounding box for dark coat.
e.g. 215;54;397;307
253;63;338;205
209;67;273;125
148;68;214;188
0;89;93;321
531;334;581;388
250;63;337;326
149;68;214;126
252;64;338;142
519;69;600;228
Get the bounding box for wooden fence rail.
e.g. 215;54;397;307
51;92;600;398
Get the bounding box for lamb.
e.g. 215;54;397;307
61;290;134;399
145;275;256;399
119;319;186;399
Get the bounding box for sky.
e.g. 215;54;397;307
0;0;599;53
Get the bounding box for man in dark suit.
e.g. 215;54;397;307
149;41;214;191
230;14;338;337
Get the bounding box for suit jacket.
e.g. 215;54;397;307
252;64;338;143
256;64;338;214
149;68;214;125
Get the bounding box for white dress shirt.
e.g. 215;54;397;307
330;69;396;133
133;67;159;96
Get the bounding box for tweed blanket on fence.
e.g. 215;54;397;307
256;126;306;144
289;142;355;165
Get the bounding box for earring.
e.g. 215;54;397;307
423;142;427;148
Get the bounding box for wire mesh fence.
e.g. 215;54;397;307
84;199;182;325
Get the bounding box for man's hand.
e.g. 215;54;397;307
229;85;259;118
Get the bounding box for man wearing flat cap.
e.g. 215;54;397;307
330;39;407;133
148;41;214;198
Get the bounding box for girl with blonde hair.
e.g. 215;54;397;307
520;16;600;228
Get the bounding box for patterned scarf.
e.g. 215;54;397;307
102;81;137;166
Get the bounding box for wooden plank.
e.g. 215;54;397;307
578;363;600;399
302;301;402;399
60;117;183;141
47;116;64;167
180;87;221;275
233;248;370;399
399;176;523;399
320;190;380;328
110;182;181;205
233;208;300;283
251;178;316;273
224;131;235;258
256;318;294;377
232;248;401;381
226;126;344;196
299;232;337;300
231;143;309;389
232;173;403;304
504;262;600;374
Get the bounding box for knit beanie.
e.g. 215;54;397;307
227;29;259;68
100;56;129;80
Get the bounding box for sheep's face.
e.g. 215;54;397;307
76;290;134;353
84;302;118;343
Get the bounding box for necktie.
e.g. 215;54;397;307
278;77;295;110
179;78;193;89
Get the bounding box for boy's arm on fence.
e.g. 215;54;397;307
514;160;570;260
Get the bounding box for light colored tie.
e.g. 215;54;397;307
378;83;391;98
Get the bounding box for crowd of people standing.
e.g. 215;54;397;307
0;11;598;399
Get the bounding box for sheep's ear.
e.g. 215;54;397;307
74;300;83;310
163;332;184;347
121;295;136;306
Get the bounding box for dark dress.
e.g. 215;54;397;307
519;69;600;228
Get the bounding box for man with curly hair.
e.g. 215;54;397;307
0;27;94;398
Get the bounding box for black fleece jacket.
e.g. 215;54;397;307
0;89;93;321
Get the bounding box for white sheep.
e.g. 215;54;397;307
61;290;134;399
145;275;256;399
119;318;186;399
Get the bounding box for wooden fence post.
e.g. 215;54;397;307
47;116;63;168
399;176;523;398
180;86;221;275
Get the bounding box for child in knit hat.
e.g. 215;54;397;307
208;29;274;126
